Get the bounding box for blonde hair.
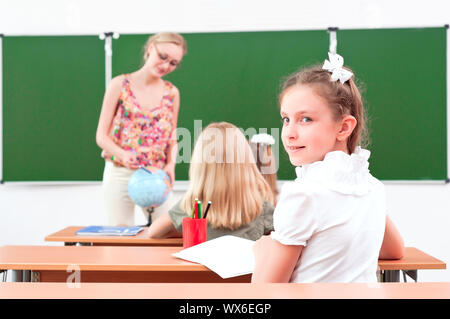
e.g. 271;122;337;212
181;122;275;230
280;64;368;153
142;32;187;63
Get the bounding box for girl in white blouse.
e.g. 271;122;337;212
251;53;405;283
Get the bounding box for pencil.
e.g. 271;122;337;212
203;201;212;219
191;198;198;219
195;200;199;219
191;201;196;219
198;201;202;219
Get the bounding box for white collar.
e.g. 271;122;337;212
294;147;373;195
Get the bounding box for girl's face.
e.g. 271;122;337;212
280;85;343;166
146;42;183;78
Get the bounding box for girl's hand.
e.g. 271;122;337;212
119;151;140;169
163;163;175;186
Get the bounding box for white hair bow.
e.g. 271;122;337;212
322;52;353;84
250;133;275;145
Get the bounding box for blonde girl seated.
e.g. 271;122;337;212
252;53;405;283
148;122;275;240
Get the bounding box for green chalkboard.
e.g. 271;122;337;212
338;27;447;180
2;28;447;182
2;36;105;181
112;31;329;181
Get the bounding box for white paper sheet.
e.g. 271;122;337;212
172;235;255;279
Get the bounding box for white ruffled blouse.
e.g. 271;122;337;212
294;147;374;195
271;147;387;283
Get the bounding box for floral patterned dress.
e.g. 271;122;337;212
102;75;176;169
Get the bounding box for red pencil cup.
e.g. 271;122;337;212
182;217;207;248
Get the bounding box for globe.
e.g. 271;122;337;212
128;167;171;208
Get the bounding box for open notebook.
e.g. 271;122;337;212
172;235;255;279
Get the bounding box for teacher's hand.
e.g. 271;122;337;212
119;151;140;170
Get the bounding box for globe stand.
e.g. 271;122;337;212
139;207;154;227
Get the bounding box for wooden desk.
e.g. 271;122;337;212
378;247;446;282
0;245;250;283
1;282;450;299
45;226;183;247
0;246;445;284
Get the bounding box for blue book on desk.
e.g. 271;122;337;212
76;226;144;236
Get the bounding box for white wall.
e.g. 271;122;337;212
1;0;449;282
